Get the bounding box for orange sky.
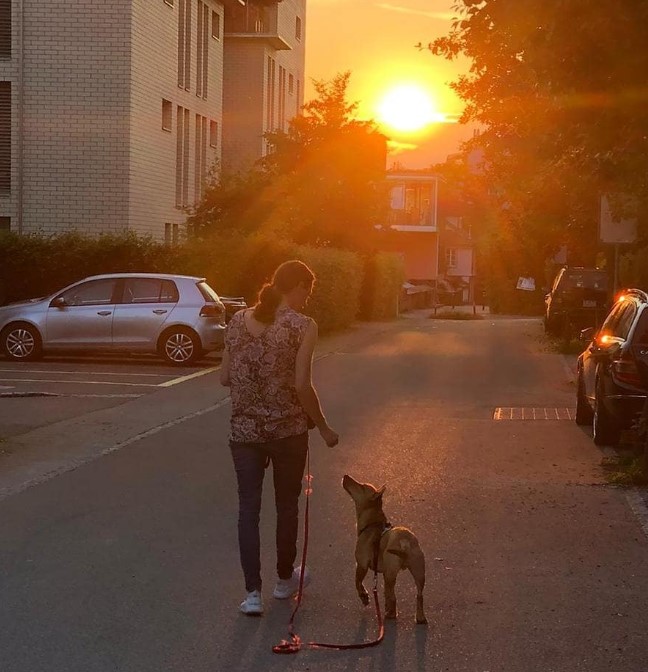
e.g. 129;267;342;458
304;0;474;169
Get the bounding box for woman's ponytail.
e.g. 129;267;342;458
253;260;315;324
253;283;282;324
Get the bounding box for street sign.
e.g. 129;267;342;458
600;194;637;244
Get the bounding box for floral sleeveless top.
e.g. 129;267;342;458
225;306;312;443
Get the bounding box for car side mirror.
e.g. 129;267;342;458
590;336;624;361
50;296;67;308
579;327;595;342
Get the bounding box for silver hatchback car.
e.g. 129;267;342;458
0;273;227;365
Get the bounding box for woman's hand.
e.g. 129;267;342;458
319;425;339;447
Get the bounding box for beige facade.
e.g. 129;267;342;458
222;0;305;170
0;0;304;239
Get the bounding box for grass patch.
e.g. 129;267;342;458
601;451;648;486
541;333;586;355
428;310;485;321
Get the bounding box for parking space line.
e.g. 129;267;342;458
158;366;219;387
0;378;158;387
0;368;169;378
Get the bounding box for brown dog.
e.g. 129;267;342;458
342;474;427;624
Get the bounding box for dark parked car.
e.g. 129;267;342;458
0;273;228;365
220;296;247;322
576;288;648;445
545;267;609;335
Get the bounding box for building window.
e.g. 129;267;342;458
212;10;220;39
162;99;173;131
278;66;287;130
0;82;10;195
288;74;294;95
209;120;218;148
266;56;276;131
0;216;9;231
176;106;190;208
197;1;209;98
178;0;191;90
295;16;302;41
0;0;11;58
165;223;179;246
446;248;458;269
194;114;208;202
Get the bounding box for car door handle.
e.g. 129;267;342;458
152;309;168;315
97;310;112;316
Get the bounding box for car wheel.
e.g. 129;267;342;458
575;371;594;426
593;380;621;446
1;323;43;361
159;328;201;366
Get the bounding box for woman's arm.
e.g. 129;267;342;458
295;321;339;447
220;346;231;387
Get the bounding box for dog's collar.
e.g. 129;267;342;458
358;521;392;537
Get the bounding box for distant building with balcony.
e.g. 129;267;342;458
0;0;305;240
379;169;476;306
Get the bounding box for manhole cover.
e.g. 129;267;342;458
493;407;575;421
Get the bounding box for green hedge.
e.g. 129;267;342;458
620;247;648;291
0;231;401;333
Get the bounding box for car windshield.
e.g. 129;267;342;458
562;271;608;290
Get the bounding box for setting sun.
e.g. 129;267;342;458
376;84;445;133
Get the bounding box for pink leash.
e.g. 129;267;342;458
272;448;385;654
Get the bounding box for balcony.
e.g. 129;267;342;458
387;208;437;232
224;2;291;50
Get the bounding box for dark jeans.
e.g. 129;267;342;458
230;432;308;593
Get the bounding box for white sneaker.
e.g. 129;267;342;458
273;566;311;599
239;589;263;616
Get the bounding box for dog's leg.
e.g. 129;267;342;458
408;548;428;625
382;555;401;619
355;563;370;606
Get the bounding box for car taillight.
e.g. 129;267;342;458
612;353;643;387
200;303;225;318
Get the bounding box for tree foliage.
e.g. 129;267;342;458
189;73;389;252
427;0;648;264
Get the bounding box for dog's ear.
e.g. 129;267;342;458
372;484;386;500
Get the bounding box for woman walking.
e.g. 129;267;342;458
220;260;339;615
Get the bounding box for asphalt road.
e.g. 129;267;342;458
1;313;647;672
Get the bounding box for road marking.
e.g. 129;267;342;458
0;397;232;501
626;490;648;540
0;378;158;387
158;365;220;387
0;368;169;377
493;407;575;420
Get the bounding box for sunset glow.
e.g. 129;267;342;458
376;84;445;133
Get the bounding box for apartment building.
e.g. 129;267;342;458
0;0;305;240
222;0;305;170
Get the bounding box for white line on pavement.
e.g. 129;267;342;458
626;490;648;541
158;366;220;387
0;378;158;387
0;368;169;377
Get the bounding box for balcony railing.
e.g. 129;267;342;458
388;209;436;228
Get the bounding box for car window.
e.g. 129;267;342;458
60;279;116;306
612;302;637;339
122;278;179;304
599;302;624;335
562;271;608;291
632;309;648;345
197;281;220;302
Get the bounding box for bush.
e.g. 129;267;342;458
359;252;404;321
0;230;383;334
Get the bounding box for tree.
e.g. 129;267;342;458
189;73;389;252
425;0;648;264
